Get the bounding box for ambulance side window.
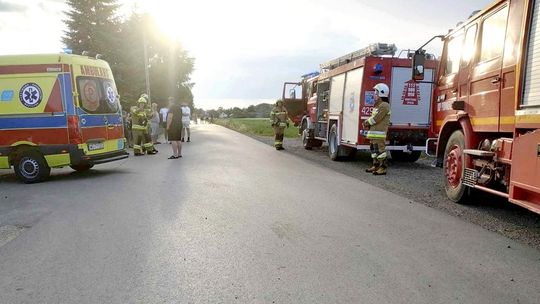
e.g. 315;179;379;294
78;78;102;113
102;80;119;112
77;77;119;114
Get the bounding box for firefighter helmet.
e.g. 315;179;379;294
140;93;149;101
373;83;390;98
137;97;147;104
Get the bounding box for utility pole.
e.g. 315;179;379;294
142;14;151;103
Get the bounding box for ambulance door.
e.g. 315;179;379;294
76;77;112;152
101;79;124;142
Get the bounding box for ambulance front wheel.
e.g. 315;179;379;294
70;164;94;172
14;150;51;184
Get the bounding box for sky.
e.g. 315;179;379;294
0;0;493;110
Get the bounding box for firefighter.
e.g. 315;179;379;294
131;95;158;156
363;83;391;175
270;100;289;150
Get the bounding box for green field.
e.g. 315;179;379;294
215;118;300;138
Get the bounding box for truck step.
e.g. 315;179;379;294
463;168;478;187
463;149;495;157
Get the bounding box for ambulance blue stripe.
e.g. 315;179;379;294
79;114;122;128
59;73;75;115
0;115;67;130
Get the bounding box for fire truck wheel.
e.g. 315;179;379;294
70;164;94;172
302;128;313;150
443;130;469;203
311;139;323;148
14;150;51;184
328;124;341;161
391;151;422;162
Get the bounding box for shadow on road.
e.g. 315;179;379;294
0;168;131;185
233;128;540;250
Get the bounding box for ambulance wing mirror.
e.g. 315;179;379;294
412;50;426;81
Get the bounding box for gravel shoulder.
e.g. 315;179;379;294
241;130;540;251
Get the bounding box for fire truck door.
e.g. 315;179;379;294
468;5;509;132
438;32;463;118
282;82;305;125
457;24;478;104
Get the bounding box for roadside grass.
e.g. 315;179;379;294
215;118;300;138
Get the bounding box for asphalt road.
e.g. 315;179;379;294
1;124;539;304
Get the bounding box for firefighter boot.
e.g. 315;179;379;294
365;159;380;173
373;160;387;175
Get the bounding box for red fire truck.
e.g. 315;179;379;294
283;43;438;162
412;0;540;213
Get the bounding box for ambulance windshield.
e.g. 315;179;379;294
77;77;119;114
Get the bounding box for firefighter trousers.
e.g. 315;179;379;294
133;130;156;155
369;139;387;162
274;126;285;149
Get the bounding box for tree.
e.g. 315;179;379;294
63;5;195;110
116;14;195;108
63;0;121;63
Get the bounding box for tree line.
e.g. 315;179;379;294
199;103;275;119
63;0;194;109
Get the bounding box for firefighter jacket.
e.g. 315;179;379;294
365;99;390;140
270;106;289;128
131;108;149;132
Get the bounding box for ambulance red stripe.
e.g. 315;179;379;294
0;128;69;146
44;80;63;113
0;64;70;75
107;126;124;139
81;126;108;141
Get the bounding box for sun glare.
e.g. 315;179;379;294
135;0;305;57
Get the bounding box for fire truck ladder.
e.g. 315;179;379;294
320;43;397;71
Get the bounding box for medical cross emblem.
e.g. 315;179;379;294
19;83;43;108
106;86;116;104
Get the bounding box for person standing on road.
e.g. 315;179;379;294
122;110;133;148
131;94;158;156
160;102;170;143
150;102;160;144
166;98;183;159
270;100;289;150
363;83;391;175
181;102;191;142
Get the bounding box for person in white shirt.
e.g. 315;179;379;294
150;103;161;144
181;102;191;142
160;101;170;142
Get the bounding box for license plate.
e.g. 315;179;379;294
88;142;104;151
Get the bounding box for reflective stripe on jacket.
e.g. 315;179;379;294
365;100;390;139
270;106;288;126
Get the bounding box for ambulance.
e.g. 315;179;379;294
0;54;128;183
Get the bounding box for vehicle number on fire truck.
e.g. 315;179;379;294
88;142;104;151
361;107;373;116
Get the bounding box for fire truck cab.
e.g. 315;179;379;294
0;54;128;183
413;0;540;213
284;43;438;162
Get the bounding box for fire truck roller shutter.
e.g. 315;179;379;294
389;67;434;126
523;0;540;107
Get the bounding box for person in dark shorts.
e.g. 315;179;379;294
160;99;171;142
166;98;183;159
